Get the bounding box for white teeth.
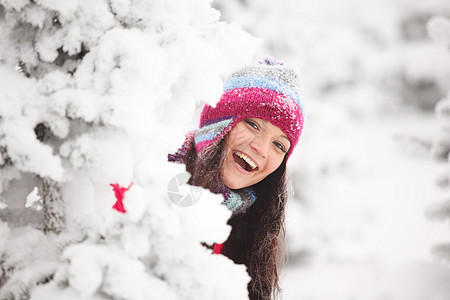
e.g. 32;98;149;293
234;150;257;170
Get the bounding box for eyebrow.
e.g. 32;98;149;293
281;135;290;142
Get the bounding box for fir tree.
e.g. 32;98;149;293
0;0;260;298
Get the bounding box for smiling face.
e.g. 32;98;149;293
221;118;291;190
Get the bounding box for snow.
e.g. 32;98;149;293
0;200;7;209
359;261;450;300
428;16;450;46
0;0;258;298
1;0;450;299
25;186;42;210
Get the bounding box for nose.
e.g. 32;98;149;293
250;135;270;158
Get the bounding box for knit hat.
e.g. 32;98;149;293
169;57;304;215
193;57;303;162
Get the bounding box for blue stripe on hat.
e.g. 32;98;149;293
194;133;217;144
223;75;302;110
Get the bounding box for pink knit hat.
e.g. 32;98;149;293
193;57;304;161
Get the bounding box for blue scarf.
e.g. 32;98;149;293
222;187;257;217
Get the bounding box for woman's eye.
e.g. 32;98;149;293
274;142;286;153
246;120;259;130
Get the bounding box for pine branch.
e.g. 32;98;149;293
42;178;65;234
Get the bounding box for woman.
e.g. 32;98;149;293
168;57;304;299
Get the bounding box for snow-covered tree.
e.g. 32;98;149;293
0;0;261;299
427;15;450;265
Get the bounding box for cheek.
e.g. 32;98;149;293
264;154;284;175
227;124;253;148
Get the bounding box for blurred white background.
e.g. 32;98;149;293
213;0;450;299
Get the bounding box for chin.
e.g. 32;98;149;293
223;178;242;190
222;171;245;190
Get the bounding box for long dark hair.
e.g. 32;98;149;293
181;135;291;300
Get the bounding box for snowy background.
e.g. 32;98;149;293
1;0;450;299
212;0;450;299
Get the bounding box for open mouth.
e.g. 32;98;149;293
232;150;258;172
